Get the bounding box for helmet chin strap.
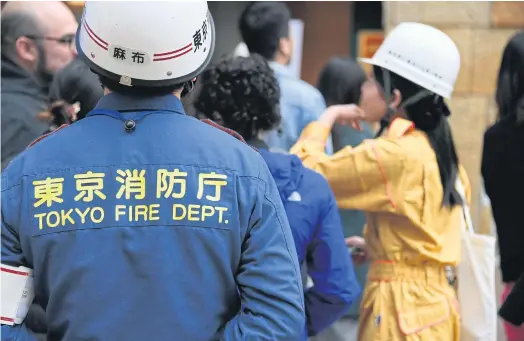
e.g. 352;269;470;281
374;68;433;138
181;79;196;97
375;68;394;138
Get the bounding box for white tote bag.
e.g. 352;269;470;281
456;179;497;341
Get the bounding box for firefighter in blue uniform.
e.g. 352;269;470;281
0;2;305;341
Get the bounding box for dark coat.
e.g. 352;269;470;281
500;271;524;326
1;56;49;170
482;117;524;283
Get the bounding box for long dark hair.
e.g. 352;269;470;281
496;31;524;123
317;57;367;106
374;65;462;207
318;57;368;152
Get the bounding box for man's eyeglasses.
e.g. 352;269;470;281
26;34;76;49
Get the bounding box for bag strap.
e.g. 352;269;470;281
455;178;473;232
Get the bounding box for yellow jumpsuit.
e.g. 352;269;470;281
290;118;470;341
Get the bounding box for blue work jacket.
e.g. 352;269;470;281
254;143;360;338
1;93;304;341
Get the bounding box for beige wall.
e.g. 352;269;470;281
382;2;524;234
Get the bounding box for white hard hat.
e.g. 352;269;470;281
360;22;460;99
77;1;215;87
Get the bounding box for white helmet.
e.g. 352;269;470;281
77;1;215;87
360;22;460;99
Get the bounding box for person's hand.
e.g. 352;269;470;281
345;236;370;265
48;101;81;125
319;104;365;131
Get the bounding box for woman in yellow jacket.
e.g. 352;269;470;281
291;23;469;341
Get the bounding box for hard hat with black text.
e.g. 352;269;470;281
76;1;215;87
360;22;460;99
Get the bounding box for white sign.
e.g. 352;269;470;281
233;42;250;58
287;19;304;79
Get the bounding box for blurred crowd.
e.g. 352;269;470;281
1;1;524;341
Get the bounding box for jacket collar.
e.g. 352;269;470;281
387;117;415;138
94;92;185;114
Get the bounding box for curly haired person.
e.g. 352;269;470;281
195;54;361;340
